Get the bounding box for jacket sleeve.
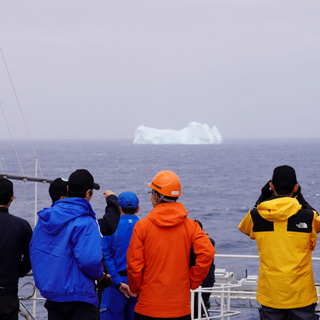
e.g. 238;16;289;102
72;219;104;280
313;211;320;233
102;235;122;286
310;212;320;250
98;195;121;236
127;223;144;294
19;221;33;277
189;223;215;290
201;237;215;287
238;210;255;239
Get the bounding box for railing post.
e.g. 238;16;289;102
33;158;38;318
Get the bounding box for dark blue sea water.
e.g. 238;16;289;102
1;139;320;319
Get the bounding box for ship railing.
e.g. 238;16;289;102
16;243;320;318
191;284;243;320
190;253;320;319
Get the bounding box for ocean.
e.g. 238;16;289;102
1;138;320;319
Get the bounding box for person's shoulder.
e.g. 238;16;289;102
297;207;316;217
8;211;28;222
73;212;97;223
121;214;139;219
185;217;197;226
133;216;150;229
135;216;146;224
184;217;200;234
209;237;215;247
9;213;32;231
125;214;139;224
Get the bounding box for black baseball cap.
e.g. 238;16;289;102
68;169;100;194
272;165;297;194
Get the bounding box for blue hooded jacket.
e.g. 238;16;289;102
102;214;139;286
30;197;104;307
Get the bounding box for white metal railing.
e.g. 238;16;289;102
191;284;242;320
215;254;320;262
190;254;320;319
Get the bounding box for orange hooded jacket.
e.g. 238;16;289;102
127;202;215;318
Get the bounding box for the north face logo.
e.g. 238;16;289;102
296;222;308;229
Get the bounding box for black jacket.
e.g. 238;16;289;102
0;207;33;295
98;195;121;236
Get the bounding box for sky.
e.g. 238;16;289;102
0;0;320;141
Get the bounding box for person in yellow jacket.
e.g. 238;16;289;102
239;165;320;320
127;170;215;320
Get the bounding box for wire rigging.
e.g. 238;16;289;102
0;100;25;176
0;47;44;179
0;158;4;173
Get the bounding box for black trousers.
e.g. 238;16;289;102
193;291;211;318
259;303;319;320
134;312;191;320
45;300;99;320
0;295;19;320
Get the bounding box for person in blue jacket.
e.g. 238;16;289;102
48;177;121;236
100;191;139;320
30;169;109;320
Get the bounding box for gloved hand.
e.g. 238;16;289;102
96;272;112;291
293;185;316;211
255;180;273;207
96;255;112;293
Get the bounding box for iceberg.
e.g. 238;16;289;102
133;122;223;145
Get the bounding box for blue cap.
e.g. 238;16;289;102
118;191;139;209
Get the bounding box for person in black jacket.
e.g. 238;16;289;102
98;190;121;236
0;177;33;320
190;220;215;318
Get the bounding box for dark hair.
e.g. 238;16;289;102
0;178;13;205
49;178;68;203
274;184;295;195
121;207;138;215
67;189;87;198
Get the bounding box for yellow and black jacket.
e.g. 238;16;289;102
239;197;320;309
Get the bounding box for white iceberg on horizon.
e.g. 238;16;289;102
133;122;223;145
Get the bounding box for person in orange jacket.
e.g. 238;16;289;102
127;170;215;320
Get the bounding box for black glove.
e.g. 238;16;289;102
96;255;112;294
293;185;316;211
255;180;273;207
96;272;112;290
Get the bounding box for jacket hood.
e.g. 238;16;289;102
257;197;302;222
147;202;187;227
37;197;96;235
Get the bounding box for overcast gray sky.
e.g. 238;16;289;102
0;0;319;141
